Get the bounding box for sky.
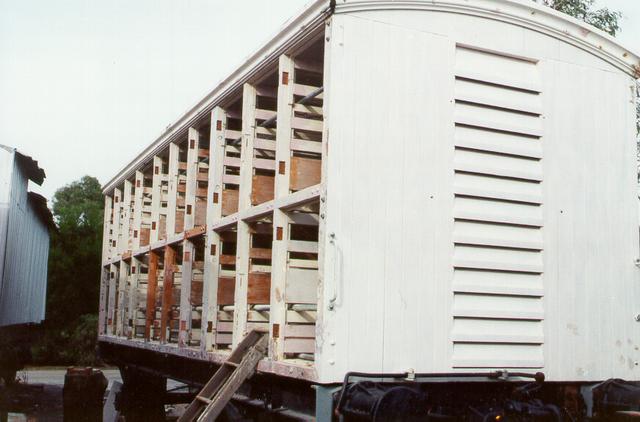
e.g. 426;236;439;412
1;0;639;201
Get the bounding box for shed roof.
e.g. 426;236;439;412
0;145;54;230
0;144;46;186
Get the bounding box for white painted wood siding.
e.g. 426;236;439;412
319;8;639;383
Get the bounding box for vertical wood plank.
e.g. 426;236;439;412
184;128;200;230
112;188;122;257
179;240;194;347
121;180;132;254
238;84;256;211
102;196;113;262
166;143;180;235
233;84;257;347
116;259;129;337
145;250;159;340
202;106;226;352
127;257;140;339
132;171;144;251
270;54;295;360
98;266;109;335
161;245;176;343
150;156;163;244
107;263;118;335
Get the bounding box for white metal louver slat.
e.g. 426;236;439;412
451;44;545;369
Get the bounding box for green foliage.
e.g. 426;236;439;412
539;0;622;35
32;315;99;366
32;176;103;366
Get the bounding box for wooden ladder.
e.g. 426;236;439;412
178;329;269;422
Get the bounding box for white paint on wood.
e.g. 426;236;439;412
184;128;200;230
150;156;163;243
233;84;257;347
166;143;180;235
270;54;296;360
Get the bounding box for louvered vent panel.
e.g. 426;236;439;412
451;45;544;369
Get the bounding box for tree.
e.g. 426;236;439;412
538;0;621;35
538;0;639;179
32;176;103;365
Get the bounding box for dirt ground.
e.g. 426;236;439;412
0;368;121;421
0;368;186;421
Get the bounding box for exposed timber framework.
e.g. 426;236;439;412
98;1;640;418
99;15;328;382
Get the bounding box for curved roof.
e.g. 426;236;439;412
335;0;639;75
102;0;639;194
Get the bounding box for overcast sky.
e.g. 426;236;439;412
1;0;639;201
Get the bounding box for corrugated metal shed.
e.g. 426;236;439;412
0;145;52;327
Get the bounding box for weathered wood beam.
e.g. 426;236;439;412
112;188;122;258
202;106;226;352
121;180;132;255
107;263;118;335
127;257;140;339
98;266;109;336
116;259;129;337
233;83;257;347
145;250;160;340
270;54;295;360
166;143;180;236
179;240;194;347
132;171;144;250
161;245;177;343
102;196;113;263
184;128;199;231
150;156;163;244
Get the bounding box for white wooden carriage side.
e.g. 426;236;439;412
99;0;640;384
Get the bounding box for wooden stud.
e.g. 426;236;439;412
232;84;257;347
150;156;163;243
127;257;140;339
179;240;194;347
202;106;226;352
184;128;200;231
238;84;257;211
166;142;180;235
98;267;109;336
161;245;176;343
145;251;159;340
121;180;132;255
102;196;113;262
116;259;129;337
269;54;296;360
107;263;118;335
112;188;123;258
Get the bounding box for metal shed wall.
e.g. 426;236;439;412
0;148;49;327
318;6;639;383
